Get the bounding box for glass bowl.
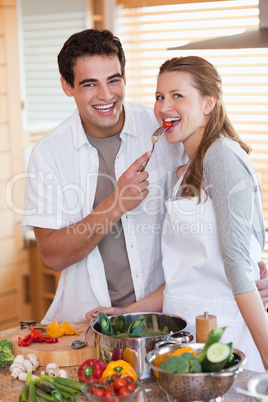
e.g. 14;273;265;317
81;383;141;401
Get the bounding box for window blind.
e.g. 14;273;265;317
114;0;268;224
20;0;87;131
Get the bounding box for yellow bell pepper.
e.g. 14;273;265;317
102;360;138;381
46;321;63;337
46;321;79;338
153;347;196;378
169;347;196;358
122;347;138;371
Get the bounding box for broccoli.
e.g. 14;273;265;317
0;339;12;351
160;355;189;373
0;339;15;367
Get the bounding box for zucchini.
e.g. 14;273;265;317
224;348;241;369
197;326;227;363
222;342;234;369
201;342;230;372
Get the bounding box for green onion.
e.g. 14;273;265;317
55;390;75;402
19;384;29;402
29;379;37;402
41;375;80;395
33;377;63;401
52;376;82;391
35;390;57;401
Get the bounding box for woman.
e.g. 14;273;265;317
86;56;268;371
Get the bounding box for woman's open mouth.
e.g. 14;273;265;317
163;117;181;130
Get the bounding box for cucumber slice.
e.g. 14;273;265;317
201;342;230;372
207;343;230;362
197;326;227;363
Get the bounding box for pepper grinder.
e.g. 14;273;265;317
196;312;217;343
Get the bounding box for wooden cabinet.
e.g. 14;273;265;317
29;241;60;323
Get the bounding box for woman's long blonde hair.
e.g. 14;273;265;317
158;56;251;201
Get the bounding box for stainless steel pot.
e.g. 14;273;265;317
91;312;193;381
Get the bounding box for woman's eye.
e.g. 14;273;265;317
174;93;182;98
155;95;164;101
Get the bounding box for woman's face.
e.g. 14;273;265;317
154;71;213;158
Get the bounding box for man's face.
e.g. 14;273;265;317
61;55;126;138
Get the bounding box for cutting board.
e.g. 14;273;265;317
11;322;99;367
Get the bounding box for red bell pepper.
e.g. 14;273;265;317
30;325;43;342
18;333;32;347
78;359;108;383
111;347;123;361
17;325;58;347
42;336;58;344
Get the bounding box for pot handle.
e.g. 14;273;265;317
155;331;193;349
90;317;99;326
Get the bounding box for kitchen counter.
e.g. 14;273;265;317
1;326;259;401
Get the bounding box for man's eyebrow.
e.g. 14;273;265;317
79;78;97;86
79;73;123;86
108;73;123;80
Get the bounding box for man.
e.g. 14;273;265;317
22;29;185;323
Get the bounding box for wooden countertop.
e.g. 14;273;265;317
1;326;259;401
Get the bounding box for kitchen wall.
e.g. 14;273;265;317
0;0;32;330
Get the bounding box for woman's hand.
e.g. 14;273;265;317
256;261;268;310
85;306;126;322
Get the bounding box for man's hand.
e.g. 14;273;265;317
111;151;152;215
256;261;268;310
85;306;125;322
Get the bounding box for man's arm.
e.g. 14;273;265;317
34;152;152;272
85;284;165;322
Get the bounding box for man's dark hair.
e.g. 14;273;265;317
58;29;126;87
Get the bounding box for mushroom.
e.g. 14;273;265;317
57;369;68;378
23;359;33;373
18;372;38;382
12;355;25;364
10;362;26;379
26;354;39;371
46;362;59;376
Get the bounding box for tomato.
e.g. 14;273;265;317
89;385;97;394
104;389;114;397
126;382;136;393
113;377;127;391
163;121;172;129
118;387;131;396
98;377;107;385
124;376;134;383
95;388;105;397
